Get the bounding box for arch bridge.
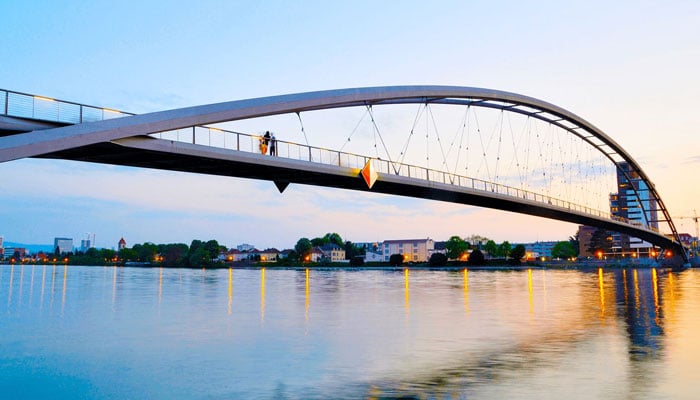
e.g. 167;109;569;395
0;86;689;267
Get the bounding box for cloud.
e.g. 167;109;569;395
683;155;700;165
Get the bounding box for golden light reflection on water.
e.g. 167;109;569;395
61;265;67;315
305;268;310;323
3;267;700;398
527;268;533;316
228;268;233;316
665;272;677;323
404;268;410;318
651;268;660;320
633;269;640;312
598;268;605;318
463;268;469;315
260;268;266;323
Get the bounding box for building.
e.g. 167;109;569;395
355;241;381;253
258;248;280;262
4;247;27;260
118;237;127;251
381;238;434;262
609;162;658;256
363;251;383;262
320;244;345;262
309;247;324;262
577;225;597;258
54;237;73;255
80;239;92;253
220;249;249;262
237;243;255;252
520;241;558;259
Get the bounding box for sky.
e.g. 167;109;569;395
1;0;699;250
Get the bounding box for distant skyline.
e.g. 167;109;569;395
1;1;699;250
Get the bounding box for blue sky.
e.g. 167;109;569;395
1;1;699;250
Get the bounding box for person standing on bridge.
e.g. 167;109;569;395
260;131;271;154
270;132;277;156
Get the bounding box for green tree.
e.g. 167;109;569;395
587;228;612;257
497;241;511;258
568;233;580;257
204;240;221;260
118;247;137;262
323;233;344;247
468;249;485;265
510;244;526;262
484;240;498;257
189;247;211;266
133;242;158;262
349;256;364;267
344;241;364;259
551;241;577;259
429;252;448;266
161;243;189;266
445;236;469;260
100;248;116;262
295;238;313;260
389;254;404;266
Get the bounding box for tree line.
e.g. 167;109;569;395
49;239;225;268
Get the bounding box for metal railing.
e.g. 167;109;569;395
0;88;133;124
2;87;657;235
149;125;658;232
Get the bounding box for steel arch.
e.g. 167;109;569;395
0;85;685;260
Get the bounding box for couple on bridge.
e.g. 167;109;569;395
260;131;277;156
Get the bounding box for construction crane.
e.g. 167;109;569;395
675;210;699;251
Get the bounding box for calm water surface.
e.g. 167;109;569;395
0;265;698;399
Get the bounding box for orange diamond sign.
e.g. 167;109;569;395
361;159;378;189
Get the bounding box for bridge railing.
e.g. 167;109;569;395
151;125;630;223
0;88;133;124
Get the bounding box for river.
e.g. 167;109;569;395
0;265;698;399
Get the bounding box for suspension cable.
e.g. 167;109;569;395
367;105;398;174
296;112;310;147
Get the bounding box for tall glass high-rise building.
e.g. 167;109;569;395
610;162;658;254
54;237;73;255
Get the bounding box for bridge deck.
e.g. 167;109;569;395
38;135;679;251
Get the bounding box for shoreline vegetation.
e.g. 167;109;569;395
0;258;670;270
3;233;679;269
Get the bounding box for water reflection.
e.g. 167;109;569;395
61;265;67;315
463;268;469;315
228;268;232;316
614;268;664;360
404;268;410;318
305;268;309;323
527;268;533;315
0;266;696;399
260;267;265;323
